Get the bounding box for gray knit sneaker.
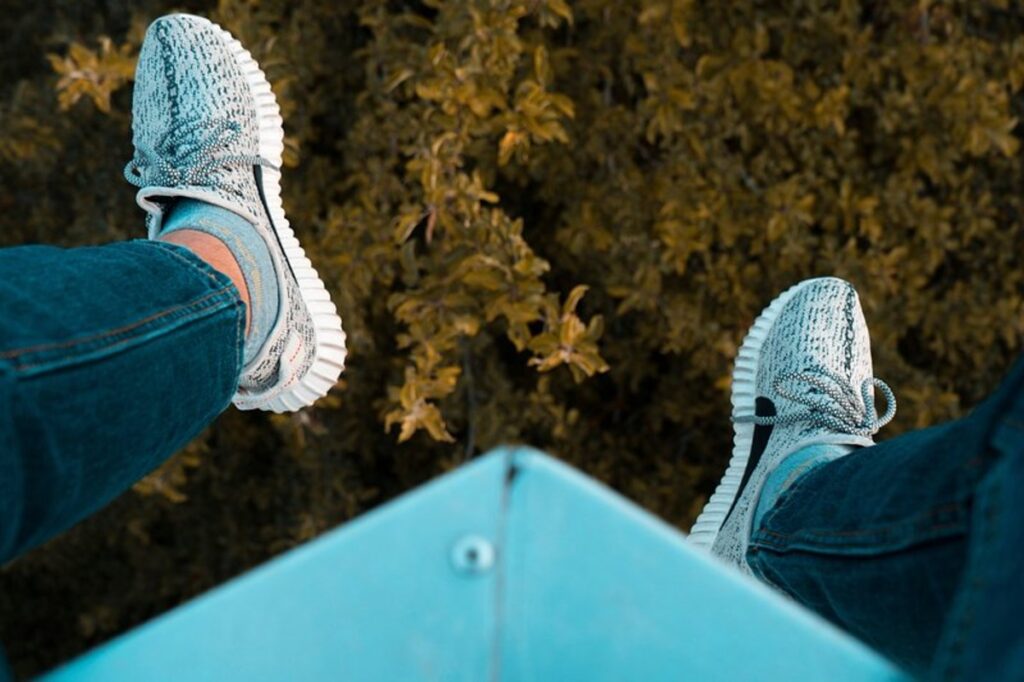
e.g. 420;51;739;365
124;14;346;412
689;277;896;574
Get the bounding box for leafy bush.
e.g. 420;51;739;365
1;0;1022;675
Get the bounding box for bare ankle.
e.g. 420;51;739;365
160;229;252;335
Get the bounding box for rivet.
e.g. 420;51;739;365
451;535;495;574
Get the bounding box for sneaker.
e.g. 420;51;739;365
124;14;346;412
688;277;896;573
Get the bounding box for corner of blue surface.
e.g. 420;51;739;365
41;444;911;682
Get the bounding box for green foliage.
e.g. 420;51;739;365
2;0;1024;676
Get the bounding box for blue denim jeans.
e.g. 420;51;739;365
0;240;243;680
0;241;243;566
748;356;1024;680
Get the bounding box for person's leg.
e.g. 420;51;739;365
0;10;350;566
126;14;346;413
0;239;245;564
747;356;1024;678
931;386;1024;681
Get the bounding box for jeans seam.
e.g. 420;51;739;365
757;501;967;542
146;239;231;290
1;240;238;361
232;283;244;382
11;290;239;374
151;239;244;381
746;549;783;592
152;240;244;381
752;503;969;554
935;472;1003;681
1;288;233;361
4;240;245;376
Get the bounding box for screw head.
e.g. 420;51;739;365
451;535;495;574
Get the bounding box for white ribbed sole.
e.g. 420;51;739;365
687;279;817;548
206;17;347;412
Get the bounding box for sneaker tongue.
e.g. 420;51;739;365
136;185;258;238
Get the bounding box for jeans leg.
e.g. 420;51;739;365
746;357;1024;678
929;369;1024;681
0;240;244;565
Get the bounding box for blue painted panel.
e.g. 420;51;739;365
43;454;508;682
499;448;910;682
43;447;909;681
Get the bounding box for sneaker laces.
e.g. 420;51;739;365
124;118;273;189
735;370;896;437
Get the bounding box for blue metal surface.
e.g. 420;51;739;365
44;453;508;682
499;449;908;681
42;447;910;681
